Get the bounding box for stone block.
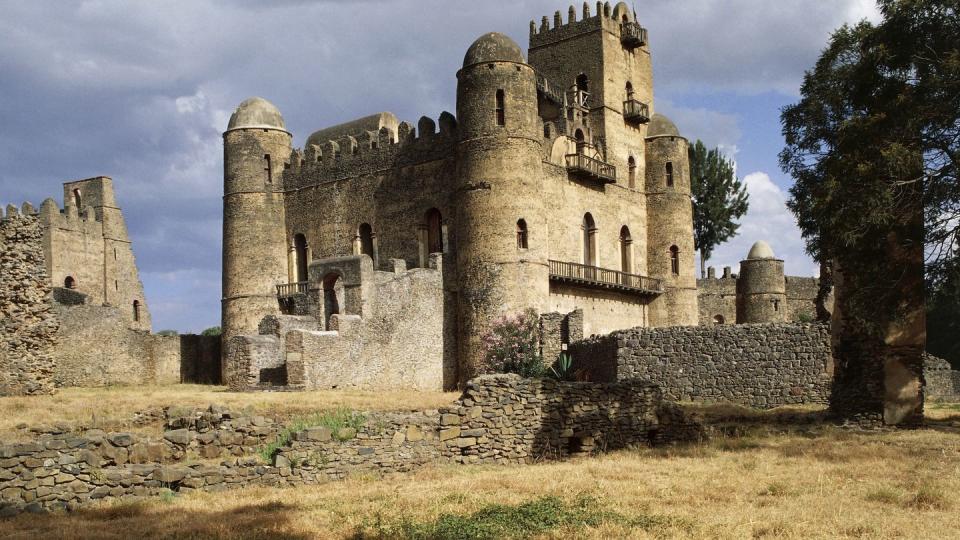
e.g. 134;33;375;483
439;428;461;442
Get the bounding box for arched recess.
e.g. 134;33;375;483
357;223;376;266
293;234;309;282
64;276;76;289
516;219;528;249
713;314;725;325
627;156;636;188
582;213;598;270
322;273;343;331
576;74;589;93
670;245;680;275
619;226;633;274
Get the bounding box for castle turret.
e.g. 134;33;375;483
222;97;292;342
644;113;698;325
736;240;787;323
454;33;548;377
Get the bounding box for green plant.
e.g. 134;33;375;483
549;352;574;381
797;312;814;323
257;408;367;463
158;489;176;504
478;308;546;378
201;326;222;337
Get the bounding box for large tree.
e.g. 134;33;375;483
780;0;958;425
689;140;749;278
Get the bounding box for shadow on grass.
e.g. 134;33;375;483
0;499;310;540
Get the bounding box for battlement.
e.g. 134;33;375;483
529;2;639;50
283;112;458;189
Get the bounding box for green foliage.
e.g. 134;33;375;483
478;308;547;378
156;330;178;336
200;326;222;337
258;408;366;463
797;312;815;323
689;139;749;276
780;1;958;325
927;258;960;368
352;494;689;539
549;352;575;381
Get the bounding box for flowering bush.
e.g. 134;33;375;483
478;308;547;378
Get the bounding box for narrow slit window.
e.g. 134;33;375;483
516;219;528;249
133;300;141;322
628;156;636;188
670;245;680;275
496;90;505;126
264;154;272;183
665;161;674;187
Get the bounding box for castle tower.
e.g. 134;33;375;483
644;114;698;325
528;2;652;182
222;97;292;342
454;33;549;377
736;241;787;323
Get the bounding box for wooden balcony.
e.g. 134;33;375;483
623;99;650;124
565;153;616;184
548;260;664;296
276;281;308;298
621;22;648;49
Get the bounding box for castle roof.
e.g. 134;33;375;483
647;113;680;138
463;32;525;68
305;112;400;148
227;97;286;131
747;241;776;260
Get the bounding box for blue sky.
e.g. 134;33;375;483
0;0;880;332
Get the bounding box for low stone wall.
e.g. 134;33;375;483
0;376;703;516
925;354;960;402
0;214;59;396
568;323;833;408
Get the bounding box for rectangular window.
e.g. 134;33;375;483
264;154;272;183
496;89;505;126
665;161;674;187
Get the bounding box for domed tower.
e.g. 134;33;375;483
644;113;698;326
454;33;548;378
736;241;787;323
222;97;292;342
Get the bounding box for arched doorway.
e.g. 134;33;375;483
322;273;342;330
294;234;308;282
620;226;633;275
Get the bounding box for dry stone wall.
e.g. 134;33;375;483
925;354;960;402
0;215;59;396
0;376;702;516
568;323;833;408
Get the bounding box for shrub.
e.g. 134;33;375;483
478;308;546;378
201;326;222;336
797;312;815;323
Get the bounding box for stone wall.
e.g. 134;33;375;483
568;323;833;408
0;214;59;396
697;270;824;326
0;376;702;516
925;354;960;402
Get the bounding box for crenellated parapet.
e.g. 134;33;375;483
283;112;459;190
529;2;642;50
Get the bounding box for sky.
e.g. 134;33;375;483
0;0;881;333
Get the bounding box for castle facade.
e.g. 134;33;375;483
221;3;699;389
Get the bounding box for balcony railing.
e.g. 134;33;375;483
276;281;308;298
621;22;648;49
565;153;616;184
623;99;650;124
549;260;664;296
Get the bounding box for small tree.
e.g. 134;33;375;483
689;140;749;277
478;308;546;378
201;326;222;337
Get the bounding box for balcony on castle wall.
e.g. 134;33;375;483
549;260;664;296
620;22;648;49
623;99;650;125
276;281;308;298
565;153;617;184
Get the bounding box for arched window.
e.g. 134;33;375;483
72;189;82;209
496;89;505;126
625;81;634;100
628;156;636;188
619;226;632;274
714;314;725;325
666;161;674;187
574;129;586;154
426;208;444;254
516;219;528;249
358;223;374;259
133;300;141;322
670;245;680;275
622;13;629;23
576;74;589;93
294;234;308;282
64;276;76;289
582;213;597;268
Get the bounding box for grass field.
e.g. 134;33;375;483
0;386;958;539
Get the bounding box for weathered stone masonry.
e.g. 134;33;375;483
569;323;834;408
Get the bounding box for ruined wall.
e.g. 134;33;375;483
697;271;825;326
925;354;960;402
0;213;59;396
569;323;833;407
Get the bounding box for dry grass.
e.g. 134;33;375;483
1;401;958;539
0;385;459;441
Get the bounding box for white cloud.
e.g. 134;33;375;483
699;172;818;277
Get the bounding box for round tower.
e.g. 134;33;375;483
736;241;787;323
644;113;698;326
454;33;548;379
222;97;292;342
